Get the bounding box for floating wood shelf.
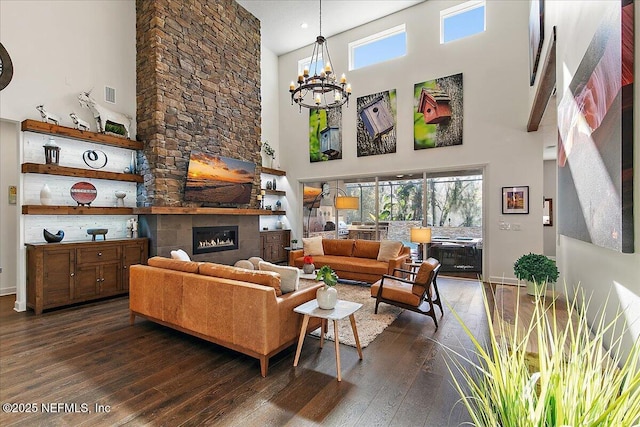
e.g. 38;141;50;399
263;189;286;196
261;167;286;176
21;163;143;183
133;207;283;216
22;205;135;215
21;119;143;150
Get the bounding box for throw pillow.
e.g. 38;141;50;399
258;261;300;294
377;240;403;262
248;256;264;270
170;249;191;262
302;236;324;256
234;260;254;270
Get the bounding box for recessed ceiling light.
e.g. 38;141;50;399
300;22;308;29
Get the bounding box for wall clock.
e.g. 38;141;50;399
0;42;14;91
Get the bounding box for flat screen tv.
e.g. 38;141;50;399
184;151;255;205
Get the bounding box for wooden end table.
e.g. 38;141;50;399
293;299;363;381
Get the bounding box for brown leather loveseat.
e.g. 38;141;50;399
129;256;322;377
289;238;411;284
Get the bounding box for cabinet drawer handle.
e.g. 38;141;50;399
101;278;105;282
123;265;127;269
98;252;102;256
70;273;75;277
96;278;100;282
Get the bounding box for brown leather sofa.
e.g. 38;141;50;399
129;257;322;377
289;239;411;283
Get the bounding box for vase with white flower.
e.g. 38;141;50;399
261;141;275;169
315;265;338;310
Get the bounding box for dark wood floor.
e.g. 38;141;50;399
0;277;488;426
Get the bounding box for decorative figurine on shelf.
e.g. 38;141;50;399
126;218;138;238
275;200;282;211
87;228;108;241
115;190;126;207
36;105;61;125
266;181;272;190
272;178;277;190
43;229;64;243
78;91;131;138
43;138;60;165
69;112;91;131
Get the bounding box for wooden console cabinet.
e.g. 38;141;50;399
260;230;290;264
26;238;148;314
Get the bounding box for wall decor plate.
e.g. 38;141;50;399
70;181;97;206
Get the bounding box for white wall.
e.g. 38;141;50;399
0;1;136;133
0;0;136;305
0;120;20;296
277;0;544;283
543;160;557;257
551;0;640;360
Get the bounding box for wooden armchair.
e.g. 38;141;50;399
370;258;443;329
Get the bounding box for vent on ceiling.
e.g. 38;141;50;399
105;86;116;104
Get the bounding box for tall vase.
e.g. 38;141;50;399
263;156;273;169
40;183;53;205
316;285;337;309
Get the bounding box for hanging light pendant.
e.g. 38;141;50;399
289;0;351;111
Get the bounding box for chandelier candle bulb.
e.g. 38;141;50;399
303;67;309;76
290;81;295;90
346;84;352;93
325;62;332;73
340;73;346;83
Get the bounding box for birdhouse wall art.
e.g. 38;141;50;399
413;73;463;150
360;96;394;138
356;89;397;157
309;108;342;162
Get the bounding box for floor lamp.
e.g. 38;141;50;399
306;187;359;238
410;226;432;262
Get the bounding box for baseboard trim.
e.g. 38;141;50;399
0;287;16;297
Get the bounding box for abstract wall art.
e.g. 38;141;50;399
557;0;634;253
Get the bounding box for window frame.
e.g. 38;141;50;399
440;0;486;44
348;24;407;71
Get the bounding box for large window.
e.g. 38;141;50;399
349;24;406;71
440;0;486;44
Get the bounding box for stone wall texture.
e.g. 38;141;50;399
136;0;261;207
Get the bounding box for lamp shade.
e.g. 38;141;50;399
335;196;359;210
410;227;432;244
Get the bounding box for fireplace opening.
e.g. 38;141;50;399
193;226;238;254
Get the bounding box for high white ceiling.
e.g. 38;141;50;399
235;0;426;56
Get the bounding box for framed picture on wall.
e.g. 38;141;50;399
502;186;529;214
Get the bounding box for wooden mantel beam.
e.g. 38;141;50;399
527;26;557;132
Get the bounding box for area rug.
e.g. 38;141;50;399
298;279;403;348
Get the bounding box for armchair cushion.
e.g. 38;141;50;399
370;278;421;306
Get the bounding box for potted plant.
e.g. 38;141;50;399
291;239;298;249
302;255;315;274
445;283;640;426
315;265;338;309
513;253;559;295
261;141;275;168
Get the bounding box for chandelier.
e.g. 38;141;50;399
289;0;351;111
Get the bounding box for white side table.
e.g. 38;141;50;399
293;299;363;381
